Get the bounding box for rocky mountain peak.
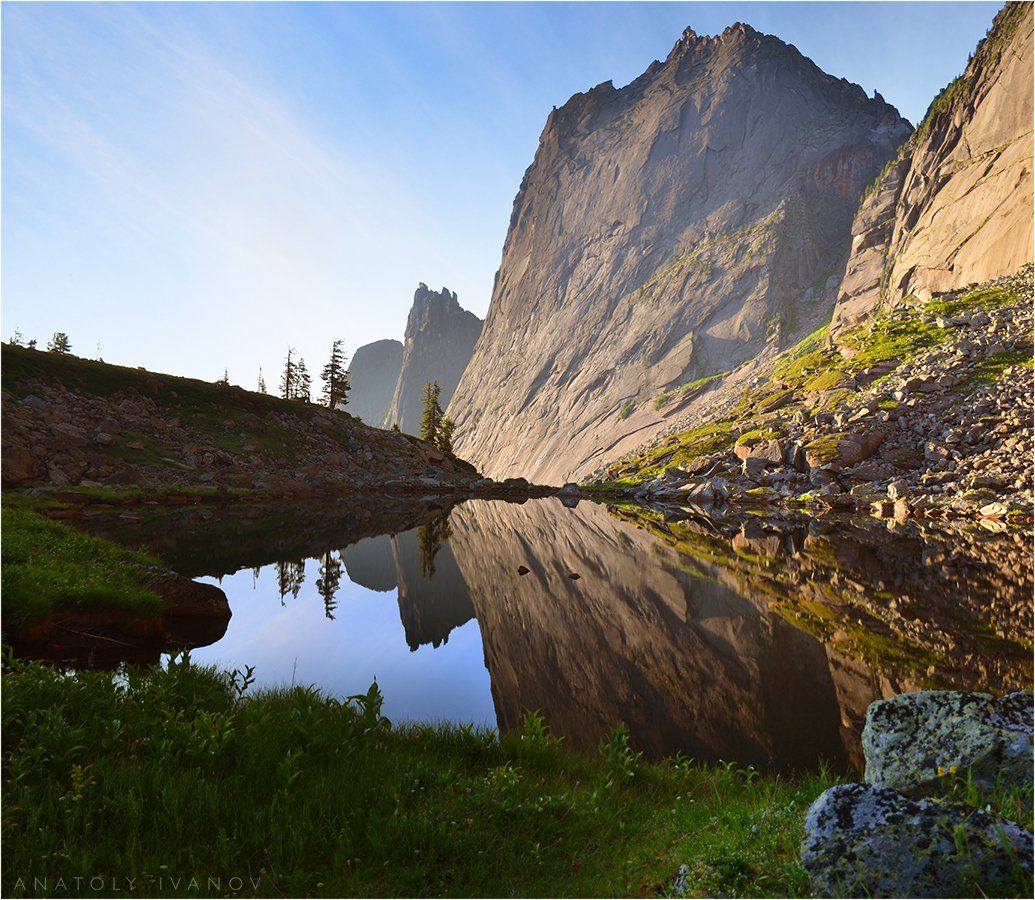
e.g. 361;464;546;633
346;338;403;426
408;285;462;331
384;285;483;434
449;20;912;483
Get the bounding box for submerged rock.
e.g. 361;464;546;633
802;782;1032;898
863;691;1034;797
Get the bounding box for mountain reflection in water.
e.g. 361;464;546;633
42;495;1033;773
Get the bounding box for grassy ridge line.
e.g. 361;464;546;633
2;656;836;899
2;343;477;494
1;507;163;628
1;343;330;423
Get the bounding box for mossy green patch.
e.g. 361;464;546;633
652;371;728;410
957;349;1034;391
926;283;1021;319
735;427;783;449
1;508;162;627
803;435;842;464
609;422;736;480
803;369;852;392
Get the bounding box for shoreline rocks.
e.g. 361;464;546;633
863;691;1033;798
803;782;1032;898
803;689;1035;897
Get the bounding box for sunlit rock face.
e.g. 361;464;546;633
384;285;482;434
832;2;1034;329
346;339;403;426
448;23;909;483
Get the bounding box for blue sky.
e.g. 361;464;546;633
2;1;1000;384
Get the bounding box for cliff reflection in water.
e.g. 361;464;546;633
350;496;1029;772
61;495;1031;773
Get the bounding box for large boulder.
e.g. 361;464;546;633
805;430;885;469
734;438;784;464
863;691;1033;797
802;783;1033;898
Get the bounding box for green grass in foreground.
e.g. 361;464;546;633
2;655;838;898
1;508;162;628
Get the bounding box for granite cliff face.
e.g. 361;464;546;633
832;2;1033;329
383;285;482;434
346;339;403;426
448;23;910;483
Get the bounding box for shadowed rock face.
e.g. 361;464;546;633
448;23;910;483
832;2;1034;329
391;525;474;651
342;535;398;592
346;339;403;426
446;499;853;769
385;285;483;434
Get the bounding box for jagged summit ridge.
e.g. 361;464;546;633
449;20;910;483
383;284;483;434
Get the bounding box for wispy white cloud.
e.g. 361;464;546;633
2;3;465;381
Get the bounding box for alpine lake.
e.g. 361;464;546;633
16;493;1033;775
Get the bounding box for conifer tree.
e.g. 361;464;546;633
257;368;267;394
276;560;305;602
217;368;230;386
316;551;343;620
418;513;453;579
48;332;71;354
27;339;37;350
320;339;349;408
9;328;23;346
437;416;456;455
280;348;296;400
420;381;443;442
294;358;312;402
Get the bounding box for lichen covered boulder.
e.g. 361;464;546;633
863;691;1034;797
802;783;1033;897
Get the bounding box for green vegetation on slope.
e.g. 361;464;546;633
598;280;1025;486
653;371;729;410
1;508;162;628
1;343;352;464
3;655;838;899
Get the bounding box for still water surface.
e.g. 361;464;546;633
45;495;1035;773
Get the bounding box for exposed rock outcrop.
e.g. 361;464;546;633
832;2;1034;329
449;23;909;482
802;782;1032;897
346;339;403;426
862;690;1034;798
9;567;231;669
384;285;482;434
804;688;1035;897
